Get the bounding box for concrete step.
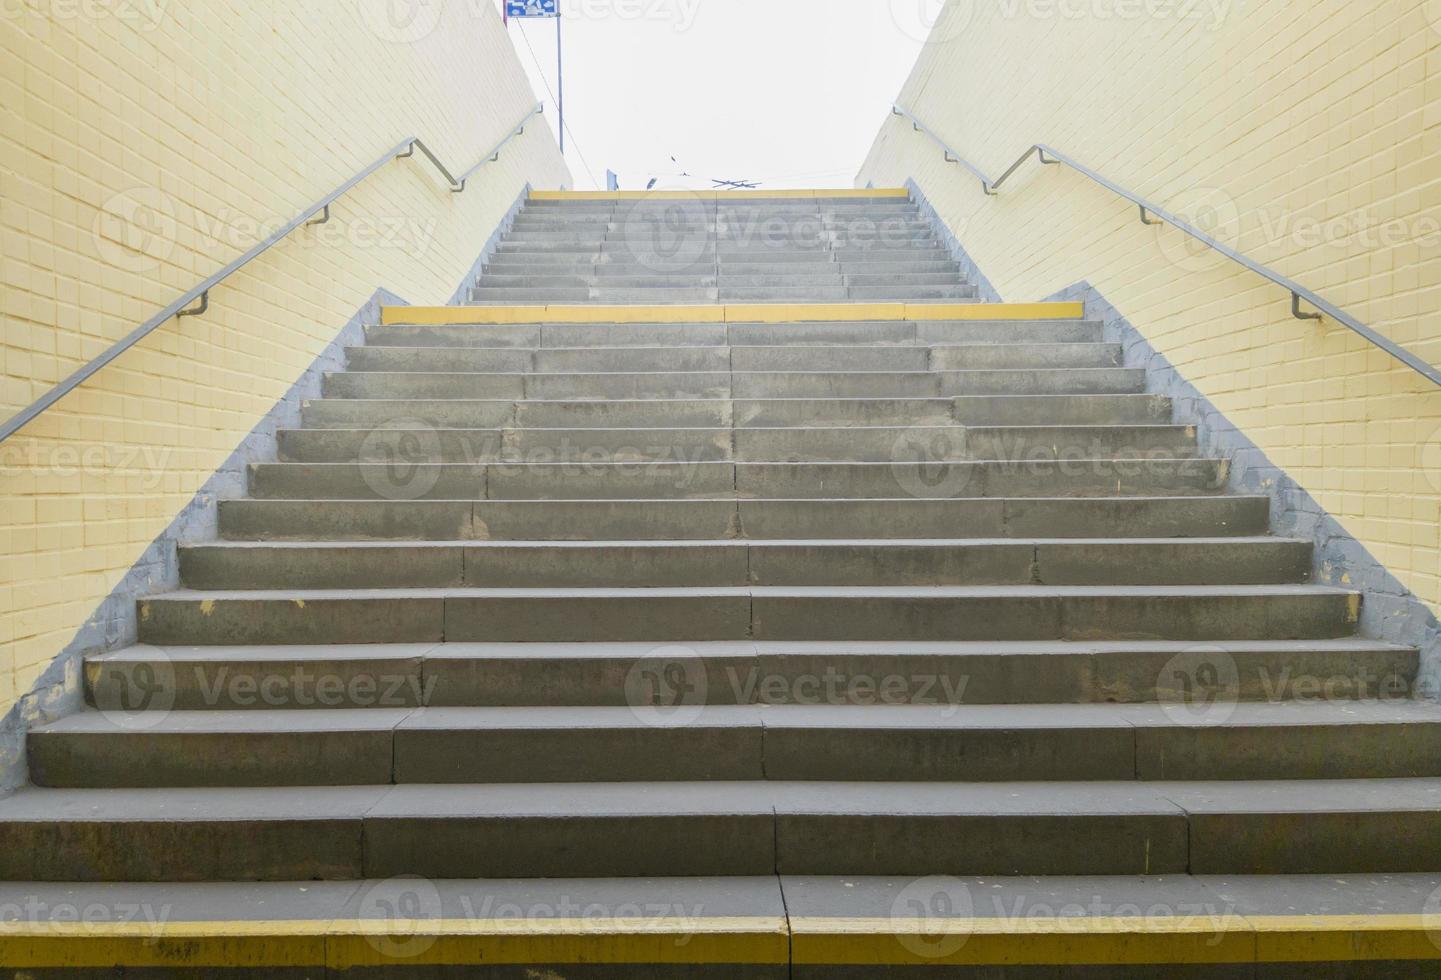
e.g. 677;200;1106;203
218;495;1272;542
474;272;968;290
319;368;1147;400
363;319;1107;348
342;343;1122;374
176;538;1312;590
31;699;1441;788
7;873;1440;974
274;424;1198;464
246;457;1228;501
298;392;1165;430
1;777;1435;880
83;638;1419;710
133;584;1358;646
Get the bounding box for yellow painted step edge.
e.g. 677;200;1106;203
380;302;1085;325
3;915;1439;968
531;188;910;201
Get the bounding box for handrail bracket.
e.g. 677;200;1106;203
177;291;208;318
1292;293;1323;322
1139;205;1161;226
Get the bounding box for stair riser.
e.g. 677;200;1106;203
217;497;1271;543
475;273;968;288
135;592;1356;646
37;713;1437;789
363;321;1107;348
483;259;964;276
177;541;1312;590
84;644;1418;711
8;804;1432;880
320;369;1146;400
275;426;1196;465
246;459;1228;501
301;395;1164;430
468;287;979;303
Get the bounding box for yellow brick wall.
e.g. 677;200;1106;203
860;0;1441;618
0;1;570;716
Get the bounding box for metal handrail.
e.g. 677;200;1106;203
0;103;545;445
890;104;1441;388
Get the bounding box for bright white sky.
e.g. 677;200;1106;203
499;0;938;190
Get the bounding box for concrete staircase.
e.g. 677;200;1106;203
471;194;980;304
5;191;1440;977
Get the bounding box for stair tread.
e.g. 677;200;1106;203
6;779;1441;820
183;536;1305;549
145;584;1354;599
36;700;1441;735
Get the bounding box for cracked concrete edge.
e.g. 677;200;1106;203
1044;279;1441;699
0;199;530;795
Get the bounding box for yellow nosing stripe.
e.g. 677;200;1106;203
530;188;910;201
3;915;1440;968
0;918;789;969
380;302;1085;326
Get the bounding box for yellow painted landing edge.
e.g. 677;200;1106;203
3;915;1440;969
532;188;910;201
380;302;1085;326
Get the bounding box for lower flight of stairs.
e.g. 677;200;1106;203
4;193;1439;977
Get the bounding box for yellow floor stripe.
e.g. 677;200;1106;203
3;914;1439;968
379;302;1085;326
530;189;910;201
789;915;1441;966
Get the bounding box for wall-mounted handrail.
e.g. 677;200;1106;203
890;104;1441;389
0;103;545;445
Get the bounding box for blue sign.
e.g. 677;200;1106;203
507;0;558;17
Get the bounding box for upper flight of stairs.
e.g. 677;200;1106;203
470;194;981;304
4;191;1439;977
